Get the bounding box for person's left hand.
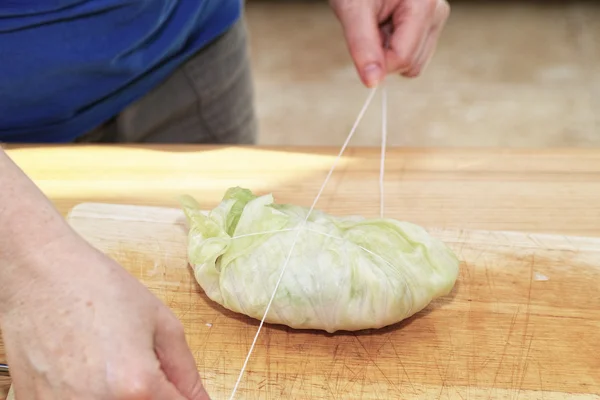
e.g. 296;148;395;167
329;0;450;87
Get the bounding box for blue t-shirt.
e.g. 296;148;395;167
0;0;241;143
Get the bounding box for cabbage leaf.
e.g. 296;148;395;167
179;187;460;333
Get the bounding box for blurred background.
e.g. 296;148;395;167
245;0;599;147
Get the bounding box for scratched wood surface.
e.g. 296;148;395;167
17;202;600;399
3;145;600;399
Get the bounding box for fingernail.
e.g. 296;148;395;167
363;63;382;88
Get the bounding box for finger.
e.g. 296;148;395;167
403;33;434;78
405;1;450;77
154;313;211;400
385;0;441;75
332;2;385;87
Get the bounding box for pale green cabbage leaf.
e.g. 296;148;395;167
179;187;460;333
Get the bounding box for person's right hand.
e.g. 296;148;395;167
330;0;450;86
0;232;210;399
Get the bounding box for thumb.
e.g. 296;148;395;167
154;315;211;400
332;1;385;88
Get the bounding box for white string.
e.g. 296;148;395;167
228;87;379;400
379;80;388;219
379;28;391;220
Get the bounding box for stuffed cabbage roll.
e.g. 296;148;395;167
180;187;459;333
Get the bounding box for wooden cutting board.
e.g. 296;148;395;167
9;202;600;399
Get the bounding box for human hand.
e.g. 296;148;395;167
330;0;450;86
0;234;209;400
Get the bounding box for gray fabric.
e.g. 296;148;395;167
76;19;258;144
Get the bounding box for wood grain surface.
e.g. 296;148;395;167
2;144;600;399
28;202;600;399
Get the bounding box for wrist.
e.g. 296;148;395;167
0;224;78;316
0;149;78;312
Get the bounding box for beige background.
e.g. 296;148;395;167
246;0;600;147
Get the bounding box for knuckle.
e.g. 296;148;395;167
113;372;155;400
438;1;451;19
332;0;361;13
395;57;413;73
165;317;186;339
157;308;186;338
425;0;438;14
160;318;185;340
404;69;420;78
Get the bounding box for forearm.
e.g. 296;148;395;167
0;149;74;308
